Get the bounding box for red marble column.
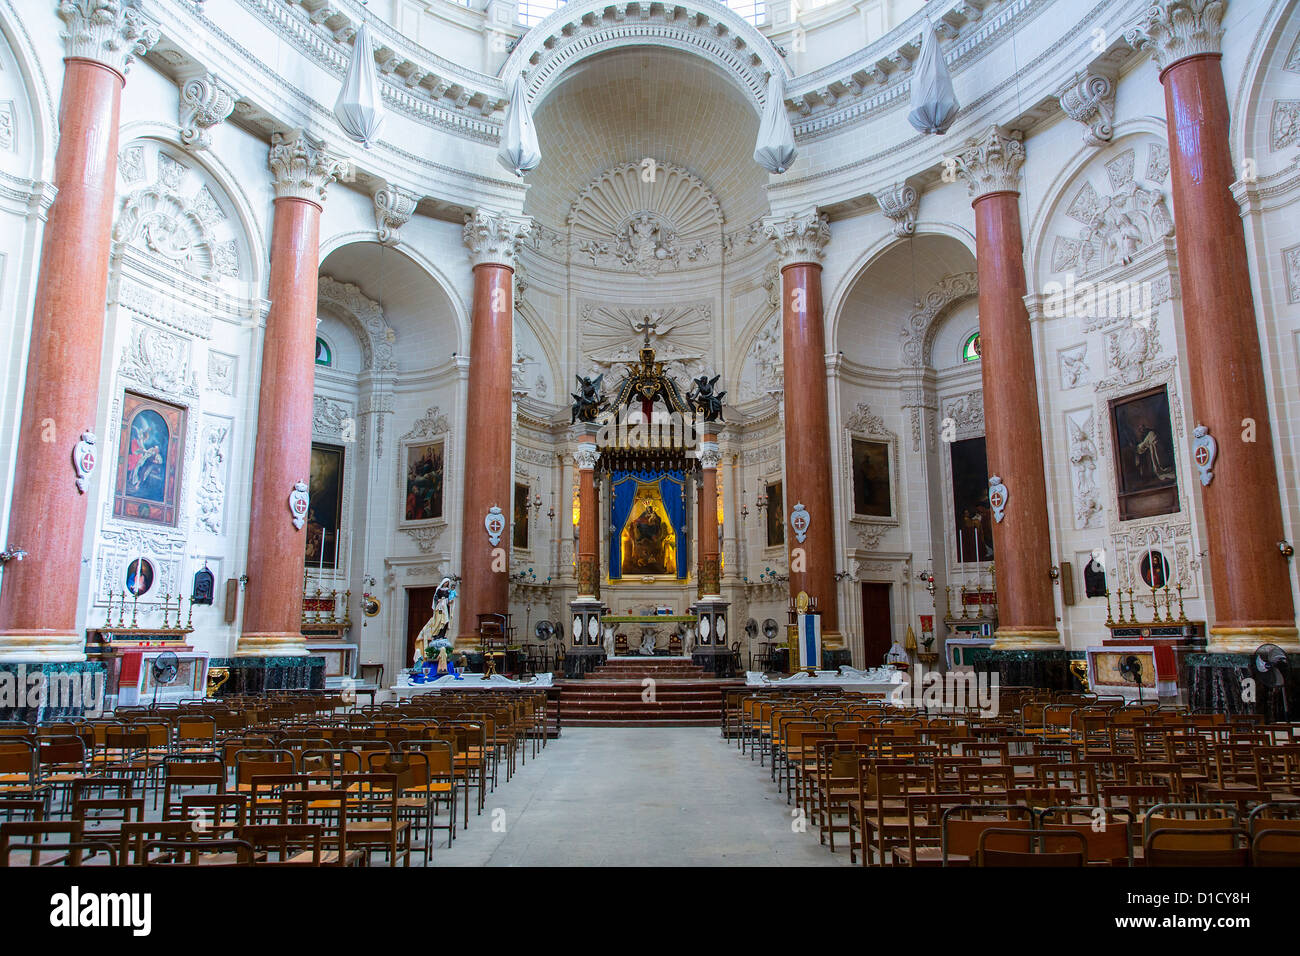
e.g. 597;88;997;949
1158;53;1297;649
575;437;599;599
765;210;841;640
457;212;526;641
973;190;1059;648
0;58;127;662
698;434;722;598
237;131;344;657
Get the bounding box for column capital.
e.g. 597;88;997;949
573;444;600;471
763;207;830;268
179;72;238;151
463;208;531;268
57;0;159;74
1124;0;1225;74
374;181;419;246
698;441;722;470
872;182;920;237
268;129;348;205
953;125;1025;199
1056;67;1117;147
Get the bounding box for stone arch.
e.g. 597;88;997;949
1229;0;1300;174
902;272;980;369
503;0;789;114
0;0;55;183
316;274;397;375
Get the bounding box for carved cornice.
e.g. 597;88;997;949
1056;67;1116;147
872;182;919;237
763;207;831;268
58;0;159;74
1124;0;1225;74
268;129;347;205
953;125;1025;199
463;208;532;269
373;182;418;246
178;72;237;151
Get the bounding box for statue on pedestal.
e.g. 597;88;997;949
412;577;462;681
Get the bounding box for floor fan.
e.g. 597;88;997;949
149;651;180;711
1119;654;1144;705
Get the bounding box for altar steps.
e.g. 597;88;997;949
557;658;741;726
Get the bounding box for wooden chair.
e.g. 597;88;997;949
143;838;256;866
977;827;1086;866
1145;826;1249;866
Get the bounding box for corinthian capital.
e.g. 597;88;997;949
179;73;237;151
463;208;531;268
873;182;920;237
268;129;348;205
763;207;830;268
1056;68;1116;147
952;125;1025;199
58;0;159;74
1124;0;1225;73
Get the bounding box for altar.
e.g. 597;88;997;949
601;614;696;655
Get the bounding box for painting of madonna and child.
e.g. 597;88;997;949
113;391;186;527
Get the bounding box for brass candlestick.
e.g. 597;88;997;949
1104;588;1114;626
944;585;953;619
162;592;171;629
989;562;998;615
314;587;323;624
130;588;139;628
1163;586;1175;624
104;591;114;628
1175;584;1187;623
343;590;351;624
1125;588;1136;624
1149;585;1160;624
958;585;969;620
186;594;194;629
117;590;126;629
328;589;338;624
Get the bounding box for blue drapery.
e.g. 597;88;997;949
609;469;688;580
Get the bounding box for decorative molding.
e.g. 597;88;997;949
316;275;396;373
195;414;231;535
463;208;531;268
900;272;979;367
1049;176;1173;277
1271;100;1300;152
117;321;199;399
1125;0;1225;74
941;389;984;438
763;207;831;268
1059;343;1089;390
953;125;1025;199
1056;67;1116;148
58;0;159;73
312;395;353;439
373;182;418;246
178;72;237;151
401;524;445;554
400;406;450;444
1066;408;1103;529
1284;244;1300;305
268;128;347;205
206;350;236;396
873;181;920;237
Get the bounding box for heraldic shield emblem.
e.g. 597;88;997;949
289;480;309;530
485;506;506;546
72;430;97;494
790;503;810;543
988;475;1008;523
1192;424;1216;487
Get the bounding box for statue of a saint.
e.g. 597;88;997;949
414;577;457;667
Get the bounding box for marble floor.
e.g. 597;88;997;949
434;726;849;867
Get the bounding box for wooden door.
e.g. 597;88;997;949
405;587;437;666
860;583;893;666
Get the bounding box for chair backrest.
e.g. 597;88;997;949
1145;826;1249;866
977;827;1086;867
941;806;1034;862
1251;828;1300;866
143;838;255;866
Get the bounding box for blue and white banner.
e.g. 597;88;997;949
797;612;821;671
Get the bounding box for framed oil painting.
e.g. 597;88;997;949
1109;386;1179;521
513;482;529;550
765;480;784;549
403;440;444;523
851;437;893;518
114;391;186;527
306;443;344;570
950;436;994;563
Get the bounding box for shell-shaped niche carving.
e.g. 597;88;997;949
567;162;724;276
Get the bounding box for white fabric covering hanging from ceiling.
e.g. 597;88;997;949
498;76;542;177
753;73;798;175
335;22;386;148
907;19;960;135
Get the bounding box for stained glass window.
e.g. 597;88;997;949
962;331;981;363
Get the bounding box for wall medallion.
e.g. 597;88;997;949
988;476;1008;523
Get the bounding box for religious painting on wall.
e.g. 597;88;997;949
403;440;444;523
609;471;688;581
851;437;892;518
765;480;784;548
513;482;529;550
114;391;186;527
950;437;994;563
1108;386;1180;521
306;443;344;570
